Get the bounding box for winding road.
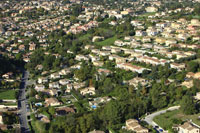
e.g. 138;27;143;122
18;70;30;133
143;106;180;132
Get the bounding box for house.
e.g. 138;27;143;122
0;113;3;124
89;130;105;133
114;40;124;46
135;30;146;37
2;72;13;79
93;61;104;67
166;39;177;46
73;82;85;90
128;77;148;89
126;119;148;133
50;73;60;79
99;51;111;56
80;87;95;95
178;122;200;133
29;42;36;51
36;65;43;70
92;36;104;42
98;68;111;76
59;79;70;85
35;84;45;92
194;92;200;100
170;63;185;71
102;46;111;51
75;54;89;61
194;72;200;79
115;56;127;63
155;37;166;44
145;7;158;12
116;63;147;73
38;77;48;84
89;96;111;108
59;68;70;75
43;89;58;96
56;107;75;115
191;19;200;26
45;98;62;106
49;82;60;89
186;72;195;79
181;80;193;88
85;45;95;50
89;54;100;61
111;47;122;53
146;28;158;36
0;124;7;131
40;116;50;123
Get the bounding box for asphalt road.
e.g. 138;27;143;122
18;70;30;133
143;106;180;132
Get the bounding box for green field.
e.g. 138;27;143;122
95;36;117;46
79;33;92;41
154;109;200;130
0;89;17;99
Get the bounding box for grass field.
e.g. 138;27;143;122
95;35;117;46
154;109;200;130
78;33;92;41
0;89;17;99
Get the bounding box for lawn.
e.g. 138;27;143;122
95;35;117;46
78;33;92;41
0;89;17;100
154;109;200;130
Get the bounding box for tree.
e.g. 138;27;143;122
35;120;47;133
180;95;196;115
187;61;199;73
48;107;55;116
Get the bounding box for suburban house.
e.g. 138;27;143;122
194;92;200;100
38;77;48;84
50;73;60;79
89;96;112;108
56;107;75;115
35;84;45;92
49;82;60;89
128;77;149;89
170;63;186;71
116;63;147;73
0;113;3;124
59;68;70;75
45;98;62;106
93;61;104;67
178;122;200;133
43;89;58;96
145;7;158;13
89;130;105;133
80;87;96;95
181;80;193;88
126;119;149;133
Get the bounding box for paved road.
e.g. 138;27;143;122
18;70;30;133
144;106;180;132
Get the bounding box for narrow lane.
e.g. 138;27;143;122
18;70;30;133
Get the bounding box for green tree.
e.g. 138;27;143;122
187;61;199;73
180;95;196;115
48;107;55;116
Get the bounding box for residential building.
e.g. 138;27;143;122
178;122;200;133
126;119;149;133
